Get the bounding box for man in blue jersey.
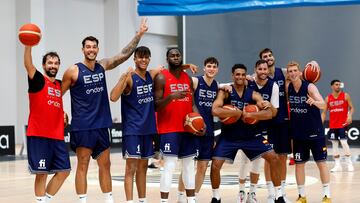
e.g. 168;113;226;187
259;48;292;203
210;64;285;203
286;61;331;203
61;18;148;203
177;57;219;202
110;46;159;203
237;59;279;203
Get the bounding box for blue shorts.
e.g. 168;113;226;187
70;128;110;159
267;122;292;154
160;132;197;159
327;128;347;140
213;136;273;163
195;136;215;161
27;136;71;174
293;138;327;163
122;134;155;159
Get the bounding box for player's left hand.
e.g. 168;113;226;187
260;100;271;109
306;94;316;106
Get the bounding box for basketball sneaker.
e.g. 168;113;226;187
322;196;331;203
211;197;221;203
295;195;307;203
330;164;342;172
274;196;285;203
246;192;257;203
347;163;354;172
236;191;246;203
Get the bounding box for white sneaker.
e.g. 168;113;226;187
237;190;246;203
267;195;275;203
330;164;342;172
246;192;257;203
347;163;354;172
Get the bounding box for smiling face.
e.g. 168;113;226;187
261;51;275;68
82;40;99;61
255;62;269;81
204;62;219;79
42;53;60;78
134;54;150;71
232;68;247;86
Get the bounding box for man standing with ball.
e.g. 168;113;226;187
61;18;148;203
23;44;70;203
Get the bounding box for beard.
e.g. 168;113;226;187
169;60;183;68
45;69;58;77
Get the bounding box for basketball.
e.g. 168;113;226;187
243;104;259;124
184;112;205;135
303;60;321;83
18;23;42;46
219;104;239;125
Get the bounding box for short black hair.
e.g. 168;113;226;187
255;59;267;68
204;57;219;66
42;52;60;65
331;79;341;86
232;63;247;73
134;46;151;58
166;47;180;58
259;48;273;59
82;36;99;48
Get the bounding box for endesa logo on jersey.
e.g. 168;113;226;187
198;89;216;107
83;73;105;95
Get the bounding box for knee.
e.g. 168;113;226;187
211;161;222;172
56;171;70;180
99;160;111;171
125;163;137;175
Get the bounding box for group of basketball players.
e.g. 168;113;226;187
23;17;355;203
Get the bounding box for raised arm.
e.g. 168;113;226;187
99;18;148;71
24;46;37;79
110;67;133;102
307;83;326;110
321;96;329;124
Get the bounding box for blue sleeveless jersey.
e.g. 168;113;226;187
121;72;157;136
221;86;260;140
288;81;324;140
248;80;274;134
70;63;112;131
270;67;288;123
194;76;218;137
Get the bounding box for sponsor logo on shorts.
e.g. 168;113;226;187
164;143;171;152
38;159;46;169
294;153;301;161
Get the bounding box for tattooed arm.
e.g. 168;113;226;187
99;18;148;71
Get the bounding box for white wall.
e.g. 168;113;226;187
1;0;178;145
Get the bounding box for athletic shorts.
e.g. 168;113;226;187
267;121;292;154
327;128;347;140
195;136;215;161
27;136;71;174
160;132;197;159
122;134;154;159
293;138;327;163
70;128;110;159
212;136;273;163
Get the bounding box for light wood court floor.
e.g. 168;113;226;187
1;147;359;202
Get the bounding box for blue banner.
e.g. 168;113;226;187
138;0;360;15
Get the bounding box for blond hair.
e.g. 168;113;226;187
286;61;301;71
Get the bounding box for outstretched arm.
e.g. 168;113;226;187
24;46;37;79
99;18;148;71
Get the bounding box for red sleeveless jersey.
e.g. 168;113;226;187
328;92;348;129
27;76;64;140
157;69;193;134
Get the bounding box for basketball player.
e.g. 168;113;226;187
154;48;202;203
24;46;70;203
286;61;331;203
210;64;285;203
259;48;292;202
321;79;355;172
61;18;148;203
177;57;219;202
237;59;279;203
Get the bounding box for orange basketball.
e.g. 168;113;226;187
184;112;205;135
18;23;42;46
303;60;321;83
219;104;239;125
243;104;259;125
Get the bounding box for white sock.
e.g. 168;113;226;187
160;198;168;203
239;183;245;192
177;191;186;201
139;198;147;203
36;196;46;203
250;183;256;194
297;185;305;197
281;180;286;195
103;192;114;203
266;181;274;197
45;193;53;203
187;196;196;203
275;186;282;199
78;194;87;203
212;188;220;200
345;155;353;164
323;183;331;198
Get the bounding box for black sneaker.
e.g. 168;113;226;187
275;196;285;203
211;197;221;203
148;163;158;169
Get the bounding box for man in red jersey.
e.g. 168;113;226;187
24;45;70;203
154;48;202;203
321;79;355;172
